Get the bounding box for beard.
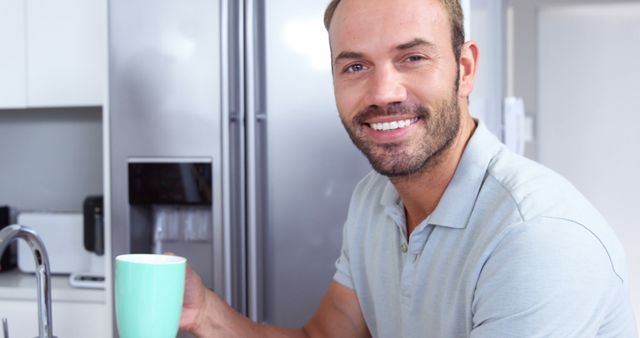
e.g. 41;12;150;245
341;90;461;177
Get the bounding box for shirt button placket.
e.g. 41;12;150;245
401;240;414;305
400;242;408;253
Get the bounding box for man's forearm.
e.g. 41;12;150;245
191;289;311;338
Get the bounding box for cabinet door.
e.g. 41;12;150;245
26;0;106;107
0;299;107;338
0;0;27;108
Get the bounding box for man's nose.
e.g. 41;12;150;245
366;64;407;108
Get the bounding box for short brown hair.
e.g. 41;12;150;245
323;0;465;61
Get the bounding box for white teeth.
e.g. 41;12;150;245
370;118;417;131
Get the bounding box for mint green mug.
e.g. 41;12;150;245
115;254;186;338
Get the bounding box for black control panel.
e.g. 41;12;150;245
128;162;212;205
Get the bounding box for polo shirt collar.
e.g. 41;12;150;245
381;178;406;235
379;120;502;229
430;120;502;228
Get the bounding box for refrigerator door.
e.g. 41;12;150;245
246;0;371;326
109;0;245;320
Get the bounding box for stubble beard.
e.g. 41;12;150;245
341;90;461;178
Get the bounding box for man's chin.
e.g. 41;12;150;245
367;156;427;178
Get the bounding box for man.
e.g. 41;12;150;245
178;0;637;336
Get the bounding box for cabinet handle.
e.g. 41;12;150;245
2;317;8;338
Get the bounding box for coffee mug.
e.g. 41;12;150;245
115;254;186;338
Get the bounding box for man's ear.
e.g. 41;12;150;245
457;41;480;98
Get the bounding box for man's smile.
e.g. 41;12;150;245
368;117;419;131
360;115;423;144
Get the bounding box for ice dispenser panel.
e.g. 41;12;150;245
127;160;214;279
129;162;212;205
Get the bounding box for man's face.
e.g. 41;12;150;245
329;0;462;177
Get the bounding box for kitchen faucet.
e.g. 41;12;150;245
0;224;57;338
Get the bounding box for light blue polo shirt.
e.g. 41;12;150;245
334;121;637;337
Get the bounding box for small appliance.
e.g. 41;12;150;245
17;212;92;274
69;195;106;289
0;206;17;271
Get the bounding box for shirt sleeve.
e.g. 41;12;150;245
333;217;354;289
470;217;637;338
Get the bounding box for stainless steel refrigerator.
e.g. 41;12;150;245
108;0;370;335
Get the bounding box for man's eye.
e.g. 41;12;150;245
345;63;365;73
406;55;426;62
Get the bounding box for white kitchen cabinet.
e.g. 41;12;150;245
0;0;105;108
1;299;107;338
0;271;108;338
0;0;27;108
27;0;106;107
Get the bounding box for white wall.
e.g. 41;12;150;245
0;108;103;212
469;0;505;138
537;2;640;326
506;0;638;158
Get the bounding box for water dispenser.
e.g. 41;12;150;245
128;159;214;286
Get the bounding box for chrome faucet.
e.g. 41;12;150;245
0;225;57;338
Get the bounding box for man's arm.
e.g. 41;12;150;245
303;281;371;337
180;265;370;338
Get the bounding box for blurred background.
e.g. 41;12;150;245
0;0;638;336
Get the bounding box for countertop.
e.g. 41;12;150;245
0;270;105;303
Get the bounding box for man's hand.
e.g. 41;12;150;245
178;264;259;337
179;264;207;333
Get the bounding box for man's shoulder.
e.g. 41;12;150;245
483;146;594;222
476;147;628;281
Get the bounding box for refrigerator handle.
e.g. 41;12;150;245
245;0;263;323
220;0;234;305
222;0;249;313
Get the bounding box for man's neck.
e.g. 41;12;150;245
390;114;477;236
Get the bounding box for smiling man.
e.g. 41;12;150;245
178;0;637;337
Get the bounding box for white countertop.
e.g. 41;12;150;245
0;270;105;303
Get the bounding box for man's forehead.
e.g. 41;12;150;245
328;0;450;52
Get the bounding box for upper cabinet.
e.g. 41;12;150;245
0;0;27;108
0;0;106;109
27;0;106;107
